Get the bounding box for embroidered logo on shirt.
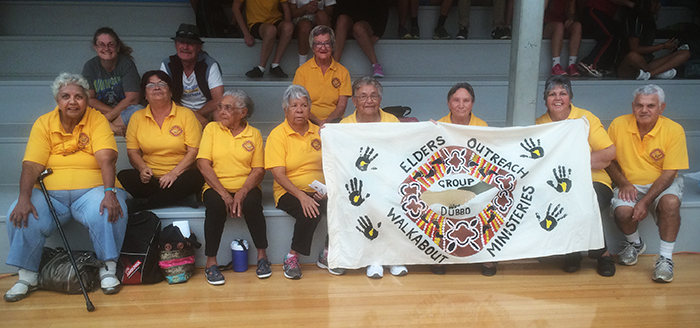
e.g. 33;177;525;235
170;125;183;137
311;138;322;151
78;132;90;148
332;78;341;89
650;148;665;161
242;140;255;152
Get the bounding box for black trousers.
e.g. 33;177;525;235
276;192;327;256
580;7;621;71
117;168;204;209
202;187;268;257
589;181;614;258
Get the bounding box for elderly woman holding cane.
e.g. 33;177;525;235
265;85;325;280
4;73;128;302
197;89;271;284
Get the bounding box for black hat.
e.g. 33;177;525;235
172;23;204;44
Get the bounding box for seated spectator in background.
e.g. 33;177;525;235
616;0;690;80
396;0;454;39
160;24;224;126
290;0;335;67
544;0;583;76
607;84;688;283
339;77;409;279
333;0;389;78
233;0;294;78
293;25;351;126
118;71;204;213
433;82;494;276
197;89;271;284
190;0;242;38
4;73;127;302
577;0;635;78
536;75;617;277
83;27;142;136
265;85;325;280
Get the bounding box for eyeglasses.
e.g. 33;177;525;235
313;41;332;49
356;94;380;102
146;81;168;89
96;42;117;49
217;103;238;112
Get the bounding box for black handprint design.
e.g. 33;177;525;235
536;203;567;231
346;177;370;206
355;147;378;171
547;166;572;193
520;138;545;159
356;215;381;240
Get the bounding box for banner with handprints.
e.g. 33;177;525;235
321;119;604;269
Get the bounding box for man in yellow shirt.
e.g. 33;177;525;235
607;84;688;283
233;0;294;78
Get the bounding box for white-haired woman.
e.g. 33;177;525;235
197;89;270;284
293;25;351;126
265;85;325;280
5;73;128;302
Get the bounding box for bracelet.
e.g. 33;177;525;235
104;187;117;194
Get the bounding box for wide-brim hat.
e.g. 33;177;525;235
172;23;204;44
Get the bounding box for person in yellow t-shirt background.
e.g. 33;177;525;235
118;71;204;213
607;84;688;283
293;25;351;126
5;73;127;302
197;89;271;284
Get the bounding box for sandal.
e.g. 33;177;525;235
99;273;122;295
4;279;38;302
205;265;225;285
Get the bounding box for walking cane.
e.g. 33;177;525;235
37;168;95;312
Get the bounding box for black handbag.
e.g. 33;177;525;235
37;247;103;294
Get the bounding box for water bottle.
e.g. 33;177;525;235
230;239;249;272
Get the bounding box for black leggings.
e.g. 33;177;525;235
202;187;268;257
117;168;204;209
276;192;326;256
589;182;613;258
580;7;621;71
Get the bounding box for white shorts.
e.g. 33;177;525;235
611;177;684;222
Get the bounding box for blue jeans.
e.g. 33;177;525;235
6;187;128;271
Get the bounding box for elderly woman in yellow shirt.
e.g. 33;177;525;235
197;89;270;284
5;73;127;302
535;75;616;277
265;85;325;280
117;71;204;212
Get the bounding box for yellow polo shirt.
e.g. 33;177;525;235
197;122;264;193
265;119;324;204
292;58;352;120
608;114;688;185
24;106;119;190
242;0;287;28
126;102;202;177
437;113;488;126
536;104;613;188
340;109;400;123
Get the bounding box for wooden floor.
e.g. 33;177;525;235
1;254;699;327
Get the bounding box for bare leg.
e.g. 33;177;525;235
315;10;330;27
616;52;648;79
353;21;379;64
566;22;582;59
647;50;691;76
296;19;313;57
656;195;681;242
273;21;294;64
614;206;638;235
334;14;353;62
257;248;268;261
258;23;278;67
398;0;409;29
544;22;565;58
439;0;451;16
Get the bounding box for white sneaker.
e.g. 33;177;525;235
636;69;651;80
653;68;677;79
366;265;383;279
389;265;408;276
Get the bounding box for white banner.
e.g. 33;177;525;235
322;119;604;269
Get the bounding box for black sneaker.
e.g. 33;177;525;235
456;27;468;40
245;66;264;78
433;26;451;39
491;27;506;39
256;258;272;279
410;24;420;39
269;65;288;78
398;26;411;39
597;256;616;277
502;26;512;39
563;252;583;273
